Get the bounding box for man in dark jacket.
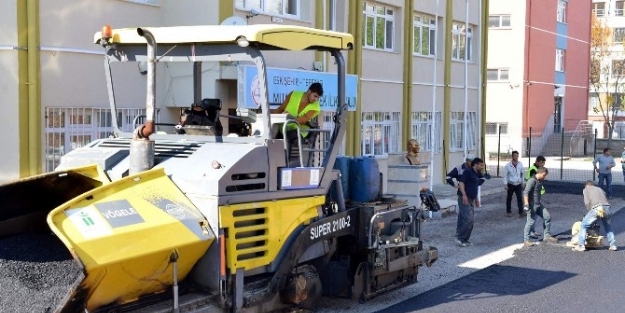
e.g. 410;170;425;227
523;167;558;247
455;157;486;247
446;154;473;188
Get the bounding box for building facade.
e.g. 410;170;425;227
486;0;591;157
590;0;625;138
0;0;487;185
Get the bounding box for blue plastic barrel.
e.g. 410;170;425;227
332;156;351;200
350;156;380;202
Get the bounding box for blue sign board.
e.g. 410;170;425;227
237;65;358;111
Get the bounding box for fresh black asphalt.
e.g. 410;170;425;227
378;182;625;313
0;233;83;313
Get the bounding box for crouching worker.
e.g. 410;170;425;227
523;167;558;247
572;181;617;252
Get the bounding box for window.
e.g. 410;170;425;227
485;122;509;135
411;112;441;152
555;49;565;72
612;60;625;79
557;0;567;23
413;14;436;56
487;68;509;81
616;1;624;17
615;28;625;44
589;93;599;109
235;0;299;17
450;112;477;151
451;23;473;61
45;107;158;172
361;112;401;155
610;93;624;109
363;2;395;51
488;15;511;28
593;2;605;17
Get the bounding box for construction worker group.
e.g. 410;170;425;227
446;152;618;251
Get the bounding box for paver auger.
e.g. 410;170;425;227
0;24;437;313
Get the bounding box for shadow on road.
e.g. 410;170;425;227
377;265;576;313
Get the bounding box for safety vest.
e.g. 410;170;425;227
284;91;320;137
525;164;546;195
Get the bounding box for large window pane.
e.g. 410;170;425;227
487;69;498;81
413;25;420;53
500;69;509;80
429;28;436;55
501;16;511;26
421;26;429;55
366;16;374;46
488;16;499;27
285;0;297;15
385;20;393;49
376;17;386;49
265;0;283;15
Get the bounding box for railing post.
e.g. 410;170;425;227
560;129;564;180
497;125;502;176
593;128;598;181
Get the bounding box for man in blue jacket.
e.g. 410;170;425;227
446;154;474;188
455;157;487;247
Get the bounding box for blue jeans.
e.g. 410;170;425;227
598;173;613;197
524;205;552;241
578;205;616;248
456;195;475;243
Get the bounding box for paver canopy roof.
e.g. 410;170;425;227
94;24;354;51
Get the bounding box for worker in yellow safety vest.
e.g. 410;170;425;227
525;155;546;195
272;82;323;139
525;155;546;238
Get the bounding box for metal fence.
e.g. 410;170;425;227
484;122;625;183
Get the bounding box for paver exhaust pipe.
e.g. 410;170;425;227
131;27;156;174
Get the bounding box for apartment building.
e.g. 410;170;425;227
590;0;625;138
0;0;486;184
486;0;591;156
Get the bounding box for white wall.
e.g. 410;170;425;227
486;0;527;153
0;0;20;182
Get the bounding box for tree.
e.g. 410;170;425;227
589;14;625;142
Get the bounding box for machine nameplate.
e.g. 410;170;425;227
94;199;145;228
310;215;351;240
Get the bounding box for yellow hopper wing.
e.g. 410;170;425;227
47;167;214;311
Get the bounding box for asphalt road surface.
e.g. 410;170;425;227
378;182;625;313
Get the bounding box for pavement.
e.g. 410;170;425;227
320;181;625;313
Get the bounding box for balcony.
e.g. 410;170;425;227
593;9;606;17
615;9;624;17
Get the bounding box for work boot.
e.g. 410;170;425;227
572;245;586;252
524;241;534;247
609;246;618;251
543;235;558;243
